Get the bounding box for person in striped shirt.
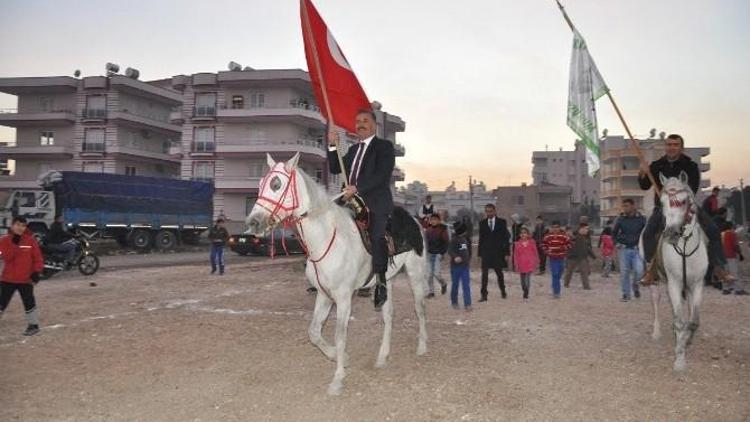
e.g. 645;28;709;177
542;221;572;299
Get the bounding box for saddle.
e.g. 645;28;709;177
338;194;423;257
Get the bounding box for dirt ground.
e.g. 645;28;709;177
1;255;749;422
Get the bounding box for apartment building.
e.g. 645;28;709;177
599;135;710;224
0;74;182;192
493;183;574;225
531;141;600;206
0;66;406;234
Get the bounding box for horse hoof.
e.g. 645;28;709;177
673;359;687;373
417;343;428;356
375;359;387;369
651;331;661;341
327;382;343;396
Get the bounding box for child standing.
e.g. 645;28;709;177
599;227;615;278
542;221;571;299
449;221;472;311
721;222;746;295
0;217;44;336
513;227;540;300
208;218;230;275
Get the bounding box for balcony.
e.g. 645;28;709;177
392;167;405;182
82;108;107;122
0;76;78;95
699;162;710;172
190;141;215;158
0;142;74;158
81;142;105;157
108;140;180;163
109;109;182;134
169;110;184;123
214;177;260;192
384;113;406;132
0;108;76;126
192;105;216;121
600;167;621;179
216;103;325;126
216;138;326;160
0;177;42;190
394;143;405;157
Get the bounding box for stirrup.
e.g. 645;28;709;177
640;263;657;286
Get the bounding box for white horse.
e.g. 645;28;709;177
246;153;428;395
642;171;708;372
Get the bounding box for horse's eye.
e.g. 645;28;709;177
270;176;282;192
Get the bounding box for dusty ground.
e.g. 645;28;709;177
1;254;749;422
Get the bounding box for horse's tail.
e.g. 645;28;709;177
391;207;424;256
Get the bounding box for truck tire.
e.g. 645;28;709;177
129;229;152;251
155;230;177;251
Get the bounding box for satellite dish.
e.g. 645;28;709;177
243;66;254;71
106;62;120;74
659;131;666;140
649;128;657;138
228;61;242;71
73;69;81;77
370;101;382;110
125;67;140;79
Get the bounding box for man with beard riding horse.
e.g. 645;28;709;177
638;133;735;286
328;109;395;310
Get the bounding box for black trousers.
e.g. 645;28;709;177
481;263;506;298
370;211;389;275
642;206;726;267
0;282;36;313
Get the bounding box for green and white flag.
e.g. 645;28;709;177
567;29;609;177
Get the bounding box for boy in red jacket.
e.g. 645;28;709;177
0;216;44;336
542;221;571;299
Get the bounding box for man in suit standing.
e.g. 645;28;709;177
478;203;511;301
329;109;395;310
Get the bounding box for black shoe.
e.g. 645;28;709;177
634;289;641;299
440;282;447;295
478;297;488;303
23;324;40;336
723;289;732;295
735;290;749;296
501;292;507;299
211;269;216;275
374;284;387;310
620;295;630;302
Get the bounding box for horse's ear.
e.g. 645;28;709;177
679;171;689;185
266;153;276;169
284;152;301;172
659;173;668;187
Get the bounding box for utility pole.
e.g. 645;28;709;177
469;175;475;222
740;178;746;227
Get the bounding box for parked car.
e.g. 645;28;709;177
228;227;305;256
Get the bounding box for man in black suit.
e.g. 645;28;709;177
478;203;510;301
329;109;395;309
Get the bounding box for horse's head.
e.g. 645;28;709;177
245;152;310;235
659;171;695;236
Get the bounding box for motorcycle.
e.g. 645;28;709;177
40;235;100;281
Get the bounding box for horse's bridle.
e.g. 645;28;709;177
664;187;695;226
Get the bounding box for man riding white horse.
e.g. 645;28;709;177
328;109;395;310
638;133;735;285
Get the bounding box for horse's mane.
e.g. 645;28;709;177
296;169;352;220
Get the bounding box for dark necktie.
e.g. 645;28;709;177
349;142;366;185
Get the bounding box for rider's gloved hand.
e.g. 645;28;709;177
12;234;21;245
30;272;40;284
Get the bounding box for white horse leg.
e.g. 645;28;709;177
308;291;336;360
667;278;688;372
686;282;703;347
328;294;352;396
650;285;662;340
375;280;394;368
406;252;428;356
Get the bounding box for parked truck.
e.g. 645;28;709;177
0;171;214;251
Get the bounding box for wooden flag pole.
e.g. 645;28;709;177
555;0;660;196
301;0;349;187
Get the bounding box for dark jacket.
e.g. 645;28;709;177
532;223;547;244
208;226;229;246
426;223;449;255
567;233;596;260
47;221;74;244
478;217;510;268
329;137;395;215
639;154;700;206
449;234;471;267
612;212;646;248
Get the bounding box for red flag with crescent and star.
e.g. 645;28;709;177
300;0;371;134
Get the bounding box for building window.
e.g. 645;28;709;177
249;92;265;108
85;95;106;118
193;162;214;181
231;95;244;109
83;128;105;152
82;161;104;173
194;127;215;152
249;162;269;178
516;195;524;205
40;131;54;146
195;93;216;116
125;166;137;176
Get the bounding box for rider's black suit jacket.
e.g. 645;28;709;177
328;137;395;216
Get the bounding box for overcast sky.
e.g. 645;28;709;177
1;0;748;190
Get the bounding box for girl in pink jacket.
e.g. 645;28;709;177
513;227;540;300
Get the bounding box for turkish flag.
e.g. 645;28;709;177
301;0;370;134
